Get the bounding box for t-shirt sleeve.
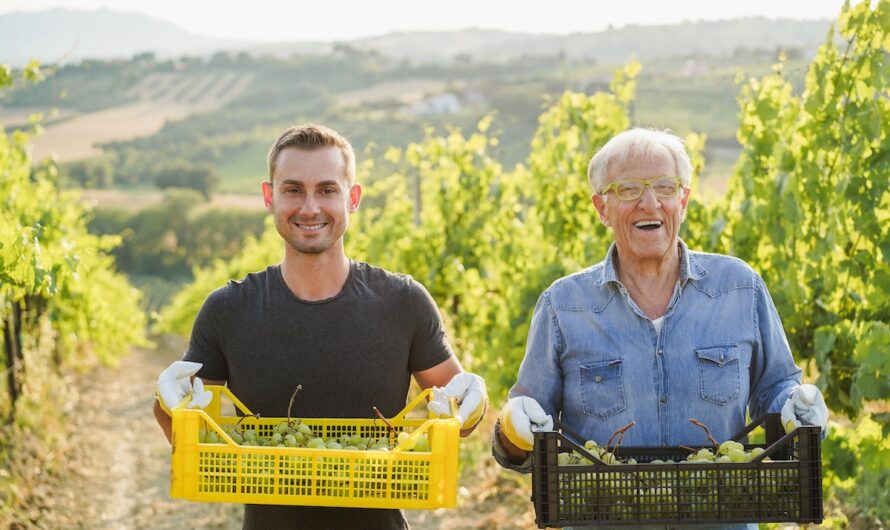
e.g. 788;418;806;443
182;285;230;381
406;279;454;373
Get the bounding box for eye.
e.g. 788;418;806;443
653;178;679;196
616;182;643;199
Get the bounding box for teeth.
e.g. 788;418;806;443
297;223;325;230
634;220;663;228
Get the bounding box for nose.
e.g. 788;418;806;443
299;194;322;215
637;185;661;209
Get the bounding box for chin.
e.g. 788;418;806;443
627;241;673;259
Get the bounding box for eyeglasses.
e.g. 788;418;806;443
599;177;684;201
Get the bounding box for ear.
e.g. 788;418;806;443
592;194;610;227
262;180;274;213
348;183;362;213
679;186;691;221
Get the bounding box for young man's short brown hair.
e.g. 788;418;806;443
267;124;356;185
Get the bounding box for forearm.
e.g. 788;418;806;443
153;399;173;445
750;275;803;417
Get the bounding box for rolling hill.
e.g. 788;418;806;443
2;9;833;67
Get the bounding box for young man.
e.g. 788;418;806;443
154;124;486;530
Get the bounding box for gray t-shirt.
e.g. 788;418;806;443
184;260;454;530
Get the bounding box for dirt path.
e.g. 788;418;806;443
24;339;537;530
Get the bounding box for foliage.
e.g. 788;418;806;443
59;155;115;188
822;416;890;524
720;0;889;517
88;194;266;279
0;62;147;518
153;162;219;198
724;0;888;436
0;63;146;393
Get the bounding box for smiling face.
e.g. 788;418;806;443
262;146;361;258
592;153;690;268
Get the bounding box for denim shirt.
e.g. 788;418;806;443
493;242;801;530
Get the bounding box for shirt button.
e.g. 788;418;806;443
657;349;663;356
594;375;603;383
660;395;668;403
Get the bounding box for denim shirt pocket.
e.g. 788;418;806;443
579;358;626;419
695;345;741;405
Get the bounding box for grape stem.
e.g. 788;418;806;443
605;421;635;458
231;412;261;433
689;418;719;449
372;406;397;437
286;384;303;427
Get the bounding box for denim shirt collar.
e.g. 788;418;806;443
599;239;707;286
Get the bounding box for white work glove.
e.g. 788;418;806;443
428;372;488;429
781;384;828;433
498;396;553;452
156;360;212;411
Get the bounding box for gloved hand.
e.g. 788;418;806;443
156;360;212;412
428;372;488;429
781;384;828;433
498;396;553;452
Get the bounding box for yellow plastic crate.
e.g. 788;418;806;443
169;385;460;509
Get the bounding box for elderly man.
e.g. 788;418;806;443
493;127;827;530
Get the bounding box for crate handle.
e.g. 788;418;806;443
391;420;434;451
194;385;450;423
396;387;459;421
730;412;775;441
548;418;611;466
747;424;818;463
168;384;254;417
199;384;255;415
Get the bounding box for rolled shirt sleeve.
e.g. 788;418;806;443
748;273;802;417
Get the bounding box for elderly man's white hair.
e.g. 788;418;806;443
587;128;693;194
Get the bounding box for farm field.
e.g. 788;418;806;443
79;189;263;212
215;140;270;194
20;70;255;162
0;106;77;128
335;78;449;107
29;102;193;162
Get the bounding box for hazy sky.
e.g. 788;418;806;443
0;0;849;42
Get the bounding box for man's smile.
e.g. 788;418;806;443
633;220;663;230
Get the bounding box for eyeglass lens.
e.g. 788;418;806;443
615;178;680;200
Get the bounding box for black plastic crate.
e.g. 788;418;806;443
531;413;822;527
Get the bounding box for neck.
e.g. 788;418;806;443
615;247;681;319
616;251;680;285
280;246;351;301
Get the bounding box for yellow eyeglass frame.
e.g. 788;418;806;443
599;176;684;201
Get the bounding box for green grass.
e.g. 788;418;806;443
215;141;270;194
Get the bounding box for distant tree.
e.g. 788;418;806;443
210;51;234;66
154;162;219;198
131;52;156;66
453;53;473;64
111;189;200;277
180;209;267;269
88;207;131;236
61;157;115;188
